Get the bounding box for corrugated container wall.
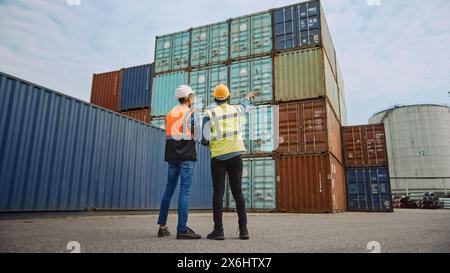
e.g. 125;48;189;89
274;48;340;121
273;0;337;79
226;157;276;211
343;124;388;168
90;70;123;112
0;72;213;212
121;109;151;124
346;167;393;212
154;31;190;74
276;153;346;213
277;98;342;163
230;12;272;60
120;64;153;111
151;71;188;117
336;60;347;125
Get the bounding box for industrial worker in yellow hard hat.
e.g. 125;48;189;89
201;84;255;240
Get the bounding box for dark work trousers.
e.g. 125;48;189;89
211;155;247;230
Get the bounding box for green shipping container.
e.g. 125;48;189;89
190;65;228;111
189;68;209;111
226;157;276;210
274;48;341;121
337;60;348;126
190;22;228;67
229;57;273;105
154;31;190;73
151;71;188;117
249;105;276;154
151;117;165;130
154;35;172;73
230;12;272;60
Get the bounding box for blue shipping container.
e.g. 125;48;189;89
274;0;321;51
0;71;213;212
120;64;153;111
346;167;393;212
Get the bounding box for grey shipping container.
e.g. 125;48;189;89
120;63;153;111
0;71;213;212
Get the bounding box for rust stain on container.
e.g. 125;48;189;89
277;98;342;164
276;153;346;213
343;124;388;167
90;70;123;112
121;109;151;124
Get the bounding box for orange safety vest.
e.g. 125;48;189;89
165;105;194;140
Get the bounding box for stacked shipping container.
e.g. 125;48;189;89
90;64;154;124
342;124;393;212
149;0;347;212
274;0;346;213
0;71;213;212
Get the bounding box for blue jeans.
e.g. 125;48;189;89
157;161;195;232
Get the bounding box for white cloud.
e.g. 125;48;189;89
0;0;449;124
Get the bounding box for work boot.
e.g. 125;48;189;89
239;226;249;240
158;227;171;237
207;228;225;240
176;227;201;240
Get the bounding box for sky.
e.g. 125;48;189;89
0;0;449;125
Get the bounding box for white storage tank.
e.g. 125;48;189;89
369;105;450;196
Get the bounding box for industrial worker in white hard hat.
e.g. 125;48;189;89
157;84;202;240
201;84;255;240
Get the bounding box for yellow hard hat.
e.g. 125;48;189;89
212;84;230;100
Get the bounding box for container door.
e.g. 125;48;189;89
172;32;190;70
251;12;272;55
367;168;392;210
155;36;172;73
274;6;295;51
253;158;276;210
231;17;251;59
208;65;228;107
229;60;251;105
209;22;229;65
346;169;369;210
189;69;208;111
251;57;273;104
151;72;188;117
297;1;321;47
250;106;274;154
190;27;209;67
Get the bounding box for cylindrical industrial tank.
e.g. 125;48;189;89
369;105;450;196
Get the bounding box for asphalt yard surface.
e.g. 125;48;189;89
1;209;449;253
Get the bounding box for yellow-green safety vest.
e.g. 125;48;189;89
205;103;246;158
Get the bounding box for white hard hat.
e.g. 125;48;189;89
175;85;195;99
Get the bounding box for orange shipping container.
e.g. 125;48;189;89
121;109;151;124
90;70;123;112
342;124;388;167
277;98;343;164
276;153;346;213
